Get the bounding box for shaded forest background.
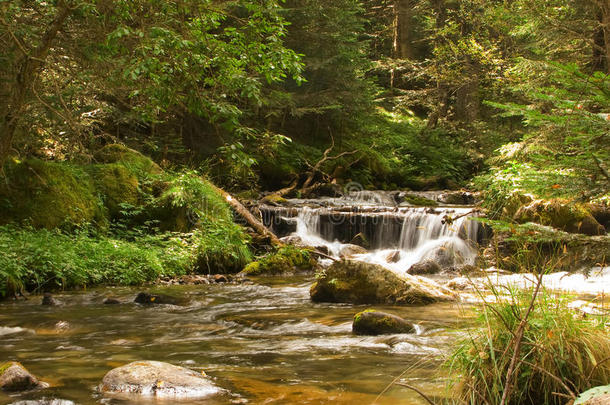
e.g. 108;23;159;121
1;0;609;199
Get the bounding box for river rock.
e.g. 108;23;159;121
352;310;415;335
41;293;58;306
514;199;606;236
421;243;459;268
100;361;223;399
310;260;456;305
0;362;47;392
575;384;610;405
9;400;75;405
407;260;441;275
279;235;305;246
339;244;368;258
134;292;183;305
385;250;401;263
103;298;121;305
437;191;476;205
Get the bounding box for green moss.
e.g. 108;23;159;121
88;164;140;218
241;246;317;276
261;194;288;205
0;159;106;229
0;362;13;375
402;194;439;207
93;144;162;178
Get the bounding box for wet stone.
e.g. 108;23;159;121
0;362;47;392
100;361;223;399
9;399;75;405
134;292;185;305
352;310;415;335
103;298;121;305
41;293;58;306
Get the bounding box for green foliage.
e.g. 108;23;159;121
241;245;316;276
477;63;610;216
448;288;610;405
99;0;303;129
0;225;195;298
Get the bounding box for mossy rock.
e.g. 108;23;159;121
352;309;415;335
260;194;288;205
241;246;317;276
310;260;456;305
0;361;46;392
401;193;438;207
0;159;106;229
93;144;162;177
88;164;140;218
501;191;534;219
514;199;606;236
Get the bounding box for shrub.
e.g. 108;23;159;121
0;225;195;298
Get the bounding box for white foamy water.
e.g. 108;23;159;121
484;266;610;296
291;205;480;274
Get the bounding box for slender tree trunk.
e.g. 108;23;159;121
0;1;72;166
393;0;414;59
601;2;610;74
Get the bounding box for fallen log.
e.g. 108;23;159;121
208;183;282;246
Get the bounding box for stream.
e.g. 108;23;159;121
0;279;471;404
1;191;606;404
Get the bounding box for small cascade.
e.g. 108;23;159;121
260;193;488;274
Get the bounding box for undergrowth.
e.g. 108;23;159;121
448;286;610;405
0;225;195;298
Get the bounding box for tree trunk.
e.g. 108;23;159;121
393;0;414;59
0;1;72;166
601;2;610;74
208;183;282;246
455;74;480;122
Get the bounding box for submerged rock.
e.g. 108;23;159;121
352;310;415;335
407;260;441;275
310;260;456;305
100;361;222;399
0;362;47;392
103;298;121;305
134;292;184;305
41;293;59;306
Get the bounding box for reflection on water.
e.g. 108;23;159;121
0;277;471;404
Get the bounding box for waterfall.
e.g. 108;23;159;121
259;189;487;275
270;203;482;274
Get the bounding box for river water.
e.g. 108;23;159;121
0;278;471;404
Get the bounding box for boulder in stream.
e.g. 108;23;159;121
385;250;401;263
0;362;47;392
407;260;441;275
41;293;59;306
352;310;415;335
310;260;456;305
100;361;223;399
339;244;368;258
9;399;75;405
